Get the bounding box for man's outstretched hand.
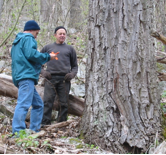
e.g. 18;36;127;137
50;52;59;60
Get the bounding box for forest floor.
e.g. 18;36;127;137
0;97;113;154
0;92;166;154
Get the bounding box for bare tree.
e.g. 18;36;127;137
154;0;166;52
40;0;49;23
0;0;4;22
40;0;70;27
69;0;83;30
80;0;160;153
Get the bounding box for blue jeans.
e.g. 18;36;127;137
12;79;44;133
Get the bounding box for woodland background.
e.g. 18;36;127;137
0;0;166;154
0;0;90;154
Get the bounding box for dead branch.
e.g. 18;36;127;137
150;31;166;64
46;120;74;131
156;51;166;64
157;72;166;81
150;30;166;45
28;130;46;138
0;0;27;47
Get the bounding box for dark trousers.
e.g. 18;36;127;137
41;75;70;125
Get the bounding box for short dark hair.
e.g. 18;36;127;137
54;26;67;34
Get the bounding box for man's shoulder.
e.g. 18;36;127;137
43;43;56;48
22;33;36;43
22;33;34;39
41;43;55;53
42;42;74;50
64;42;72;46
64;43;75;49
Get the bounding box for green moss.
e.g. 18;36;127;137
161;113;166;139
0;115;5;119
69;138;82;144
79;130;84;139
76;144;83;149
162;128;166;139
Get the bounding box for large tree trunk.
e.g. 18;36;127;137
80;0;160;154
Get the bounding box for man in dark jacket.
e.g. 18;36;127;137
41;26;78;125
11;20;57;134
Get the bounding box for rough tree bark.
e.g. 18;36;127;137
80;0;160;154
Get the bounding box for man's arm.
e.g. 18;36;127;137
40;45;54;80
23;37;50;64
70;47;78;75
64;47;78;81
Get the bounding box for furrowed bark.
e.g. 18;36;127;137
80;0;160;153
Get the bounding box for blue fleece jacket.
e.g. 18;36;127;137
11;32;50;87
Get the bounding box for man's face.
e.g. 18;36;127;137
54;29;66;44
30;30;39;39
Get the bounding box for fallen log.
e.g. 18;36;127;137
0;79;18;98
0;75;85;117
46;120;74;131
29;130;46;138
36;85;85;116
0;74;13;83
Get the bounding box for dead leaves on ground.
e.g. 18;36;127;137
0;116;103;154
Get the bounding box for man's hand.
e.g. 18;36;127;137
64;72;75;81
50;52;59;60
41;69;52;80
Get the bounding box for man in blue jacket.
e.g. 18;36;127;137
11;20;56;134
